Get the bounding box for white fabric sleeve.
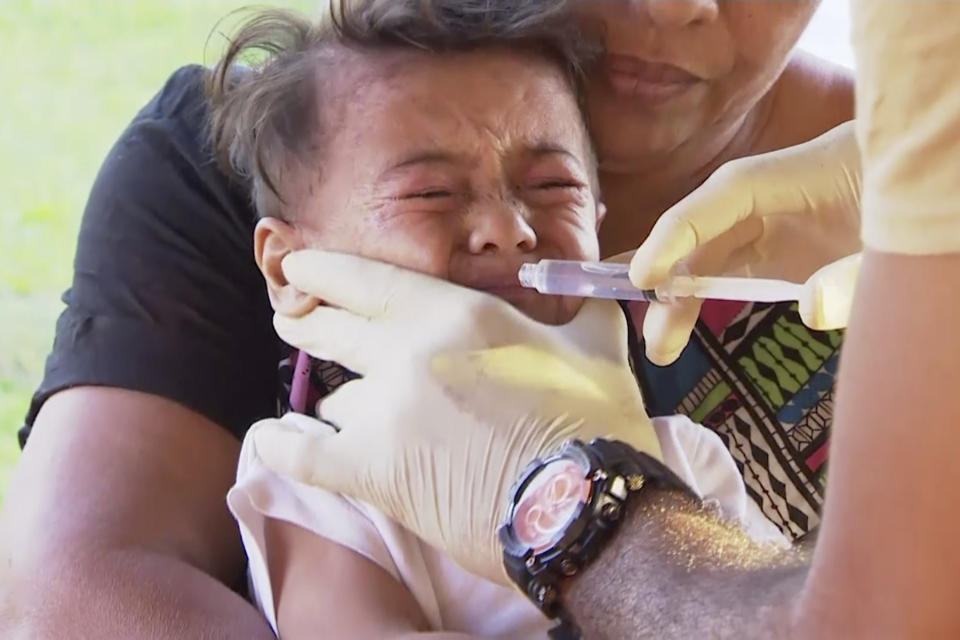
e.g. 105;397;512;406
853;0;960;254
227;415;409;635
652;415;788;546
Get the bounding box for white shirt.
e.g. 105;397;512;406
228;414;787;638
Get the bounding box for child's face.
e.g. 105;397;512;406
258;47;602;325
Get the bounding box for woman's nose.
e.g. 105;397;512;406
467;201;537;255
633;0;719;28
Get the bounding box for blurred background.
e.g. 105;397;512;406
0;0;852;505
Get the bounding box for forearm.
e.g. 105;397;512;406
566;489;809;639
799;252;960;636
1;548;274;640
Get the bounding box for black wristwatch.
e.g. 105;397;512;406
498;438;696;640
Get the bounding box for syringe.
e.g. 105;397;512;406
518;259;805;303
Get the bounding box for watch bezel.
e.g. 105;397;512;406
499;440;631;621
500;442;596;561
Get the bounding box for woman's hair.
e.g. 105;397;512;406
206;0;597;220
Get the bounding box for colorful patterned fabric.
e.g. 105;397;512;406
633;299;840;540
275;299;840;542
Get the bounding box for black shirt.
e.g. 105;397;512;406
21;65;279;445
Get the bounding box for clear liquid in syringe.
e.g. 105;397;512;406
518;260;661;302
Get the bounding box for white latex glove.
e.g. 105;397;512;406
852;0;960;254
626;121;862;365
252;250;663;585
799;252;861;332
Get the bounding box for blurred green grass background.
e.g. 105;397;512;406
0;0;310;506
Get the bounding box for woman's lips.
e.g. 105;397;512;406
602;55;702;102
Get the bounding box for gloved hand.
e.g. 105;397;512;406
798;252;862;333
252;250;663;586
852;0;960;254
626;121;862;365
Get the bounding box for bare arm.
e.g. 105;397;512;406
798;252;960;637
566;489;808;639
264;516;481;639
565;253;960;639
0;388;274;640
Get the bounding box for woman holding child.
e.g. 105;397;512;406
262;0;960;636
1;1;861;638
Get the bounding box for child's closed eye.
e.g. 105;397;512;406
529;179;583;190
405;188;456;199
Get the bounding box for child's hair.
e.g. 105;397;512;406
206;0;598;220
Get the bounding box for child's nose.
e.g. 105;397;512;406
466;200;537;255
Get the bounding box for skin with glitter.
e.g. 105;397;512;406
567;489;810;639
644;496;807;572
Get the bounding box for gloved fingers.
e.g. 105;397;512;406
316;378;380;434
675;216;764;279
757;122;860;214
642;298;703;365
273;411;340;438
613;414;664;462
282;250;459;320
253;417;360;495
630;121;861;290
558;297;630;364
629;159;761;288
798;253;862;331
273;305;379;375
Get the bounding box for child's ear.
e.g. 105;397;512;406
254;217;319;317
595;200;608;233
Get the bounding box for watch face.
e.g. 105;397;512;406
512;458;592;554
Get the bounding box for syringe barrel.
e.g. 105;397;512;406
518;260;660;302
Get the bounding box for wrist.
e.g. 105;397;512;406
567;486;806;640
498;438;698;639
560;485;674;593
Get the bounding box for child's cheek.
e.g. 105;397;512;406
363;214;455;280
538;216;601;262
